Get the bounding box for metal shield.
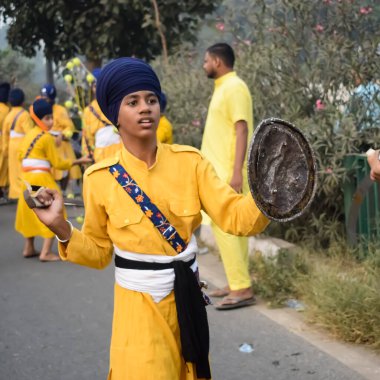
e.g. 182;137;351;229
248;118;317;222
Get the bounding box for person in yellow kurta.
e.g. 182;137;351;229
82;68;122;162
2;88;34;199
15;99;91;261
40;84;82;192
157;92;173;144
0;82;11;201
201;43;255;310
31;58;269;380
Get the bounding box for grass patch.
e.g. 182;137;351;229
250;248;310;307
250;244;380;349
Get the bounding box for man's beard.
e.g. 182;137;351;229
206;69;217;79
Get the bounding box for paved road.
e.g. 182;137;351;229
0;204;366;380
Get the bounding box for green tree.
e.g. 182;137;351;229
0;0;220;69
0;48;40;102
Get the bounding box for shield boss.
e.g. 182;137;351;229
248;118;317;222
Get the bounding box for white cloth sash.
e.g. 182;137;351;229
114;235;198;303
49;130;61;137
95;126;120;148
10;130;25;138
22;158;51;173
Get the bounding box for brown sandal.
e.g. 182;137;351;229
215;296;256;310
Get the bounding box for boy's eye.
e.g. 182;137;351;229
148;97;157;104
127;100;137;106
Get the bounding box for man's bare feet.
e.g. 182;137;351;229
39;252;60;262
23;250;40;258
228;287;254;299
208;285;231;297
215;287;256;310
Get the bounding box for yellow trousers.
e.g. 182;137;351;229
210;221;251;290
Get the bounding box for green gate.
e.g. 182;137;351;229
343;154;380;246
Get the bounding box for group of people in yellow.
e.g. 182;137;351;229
0;69;173;262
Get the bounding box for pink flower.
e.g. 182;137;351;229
191;119;201;127
243;39;251;46
323;0;332;4
359;6;373;15
315;24;324;33
325;167;333;174
215;22;225;32
316;99;326;110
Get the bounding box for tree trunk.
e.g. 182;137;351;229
45;57;54;84
151;0;168;65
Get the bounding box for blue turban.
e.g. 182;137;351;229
9;88;25;106
0;82;10;103
96;57;161;126
159;92;167;113
41;84;57;102
92;68;102;81
33;98;53;120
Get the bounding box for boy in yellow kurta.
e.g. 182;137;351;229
157;92;173;144
40;84;82;191
2;88;34;199
82;69;122;162
15;99;91;261
31;58;269;380
0;82;10;199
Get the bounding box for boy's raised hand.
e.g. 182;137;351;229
32;189;71;240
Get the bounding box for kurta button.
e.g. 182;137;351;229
184;209;188;214
124;219;129;223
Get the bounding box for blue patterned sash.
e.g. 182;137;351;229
11;110;25;131
23;131;45;159
109;163;187;253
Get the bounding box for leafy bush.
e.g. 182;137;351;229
250;248;310;307
159;0;380;247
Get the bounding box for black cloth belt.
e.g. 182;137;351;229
115;254;211;379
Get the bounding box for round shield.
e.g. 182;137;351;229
248;118;317;222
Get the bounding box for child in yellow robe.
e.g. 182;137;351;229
82;68;122;162
40;84;82;192
31;58;269;379
2;88;34;199
15;99;91;261
157;92;173;144
0;82;10;200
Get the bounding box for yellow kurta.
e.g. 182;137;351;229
201;71;253;184
0;102;10;187
157;115;173;144
58;143;269;380
50;103;81;180
15;126;72;238
82;100;122;162
2;107;34;199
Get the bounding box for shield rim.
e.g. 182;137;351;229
247;117;317;222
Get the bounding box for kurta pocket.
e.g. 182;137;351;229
169;198;200;217
108;211;143;229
